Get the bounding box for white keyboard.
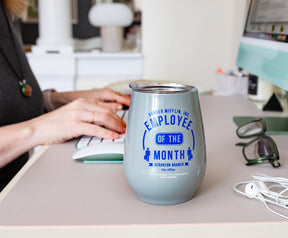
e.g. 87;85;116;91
73;110;128;163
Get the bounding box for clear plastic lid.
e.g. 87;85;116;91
129;81;196;94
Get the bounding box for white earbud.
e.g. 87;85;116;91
255;181;268;191
244;182;261;198
234;174;288;220
256;181;281;197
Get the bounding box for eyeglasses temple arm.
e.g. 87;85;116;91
235;142;247;147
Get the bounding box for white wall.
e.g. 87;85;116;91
142;0;248;91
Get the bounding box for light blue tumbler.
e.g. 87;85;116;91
124;81;206;205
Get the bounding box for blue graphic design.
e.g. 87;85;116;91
142;109;196;169
142;130;147;150
191;129;195;150
144;147;151;162
155;133;183;145
187;147;193;161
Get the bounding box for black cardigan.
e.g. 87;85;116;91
0;3;44;191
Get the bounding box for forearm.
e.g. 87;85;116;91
0;96;128;169
0;122;39;168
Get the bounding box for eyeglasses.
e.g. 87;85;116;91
236;119;280;168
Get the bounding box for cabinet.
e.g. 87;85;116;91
27;52;143;91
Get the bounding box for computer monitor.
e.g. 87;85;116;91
235;0;288;134
236;0;288;91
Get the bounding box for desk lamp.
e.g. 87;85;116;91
88;3;133;52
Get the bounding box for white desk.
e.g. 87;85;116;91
1;95;288;237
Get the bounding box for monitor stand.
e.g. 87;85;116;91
233;116;288;135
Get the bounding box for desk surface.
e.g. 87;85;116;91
1;96;288;236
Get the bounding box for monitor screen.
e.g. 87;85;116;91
236;0;288;91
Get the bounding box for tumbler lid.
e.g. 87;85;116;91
129;81;196;94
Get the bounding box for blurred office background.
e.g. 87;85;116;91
20;0;247;93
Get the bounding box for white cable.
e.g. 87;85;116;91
233;174;288;220
233;184;288;209
262;199;288;220
233;181;252;197
254;173;288;205
252;173;288;187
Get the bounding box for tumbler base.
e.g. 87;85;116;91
136;194;194;205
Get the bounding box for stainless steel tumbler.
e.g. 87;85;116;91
124;81;206;205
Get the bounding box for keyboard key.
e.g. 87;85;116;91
114;134;125;142
102;138;114;143
76;135;92;149
90;136;101;145
123;110;129;123
116;110;125;119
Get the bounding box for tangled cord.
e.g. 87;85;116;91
233;173;288;220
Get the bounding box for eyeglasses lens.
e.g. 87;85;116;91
244;137;273;160
238;121;264;137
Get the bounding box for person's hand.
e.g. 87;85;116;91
50;88;130;110
28;98;127;145
86;88;130;110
